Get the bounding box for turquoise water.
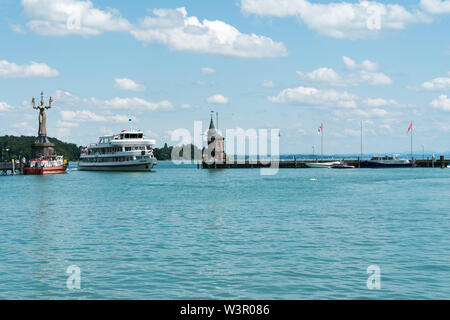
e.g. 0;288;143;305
0;162;449;299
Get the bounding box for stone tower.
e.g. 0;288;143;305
205;114;225;164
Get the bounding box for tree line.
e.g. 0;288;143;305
1;136;202;162
0;135;80;161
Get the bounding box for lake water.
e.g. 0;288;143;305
0;162;449;299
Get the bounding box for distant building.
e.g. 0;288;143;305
204;115;225;164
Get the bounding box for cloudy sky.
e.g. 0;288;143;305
0;0;449;154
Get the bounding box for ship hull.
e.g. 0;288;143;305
23;165;67;175
78;161;154;172
360;161;412;168
306;162;340;168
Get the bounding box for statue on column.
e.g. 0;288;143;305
32;91;52;137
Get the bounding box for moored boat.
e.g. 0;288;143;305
306;161;341;168
360;156;411;168
331;163;355;169
78;130;157;171
23;156;67;175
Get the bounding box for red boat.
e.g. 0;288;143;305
331;163;355;169
23;156;68;175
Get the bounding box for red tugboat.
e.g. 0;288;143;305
23;92;68;175
23;155;67;175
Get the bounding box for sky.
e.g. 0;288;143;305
0;0;449;155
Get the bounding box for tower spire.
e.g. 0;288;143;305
209;110;215;129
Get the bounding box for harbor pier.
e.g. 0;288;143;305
0;160;24;175
202;157;450;169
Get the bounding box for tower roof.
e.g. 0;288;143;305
209;115;215;130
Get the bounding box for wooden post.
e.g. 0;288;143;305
440;155;444;168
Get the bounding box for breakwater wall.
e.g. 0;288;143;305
202;157;450;169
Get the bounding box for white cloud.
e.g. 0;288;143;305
268;86;357;107
343;56;392;85
297;67;341;85
52;90;82;107
60;110;107;122
348;70;392;85
353;108;389;118
297;57;392;86
261;80;276;87
109;115;137;123
420;0;450;14
0;60;59;78
21;0;131;36
57;120;79;127
201;67;216;75
207;94;229;104
60;110;137;123
241;0;429;39
361;59;378;71
21;2;286;58
380;124;394;134
96;97;174;111
0;101;13;112
114;78;146;91
431;94;450;111
131;7;287;58
420;74;450;90
181;103;192;109
343;56;378;71
342;56;358;69
9;23;26;34
364;98;398;107
11;121;35;135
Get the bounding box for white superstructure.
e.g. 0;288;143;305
78;130;157;171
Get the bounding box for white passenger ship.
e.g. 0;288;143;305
78;130;157;171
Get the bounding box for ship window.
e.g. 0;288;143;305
125;134;130;138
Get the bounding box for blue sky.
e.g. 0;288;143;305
0;0;449;154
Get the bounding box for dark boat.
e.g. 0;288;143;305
360;156;411;168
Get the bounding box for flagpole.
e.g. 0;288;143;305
321;123;323;161
411;121;413;162
360;120;363;168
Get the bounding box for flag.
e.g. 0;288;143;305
407;121;412;133
317;123;323;135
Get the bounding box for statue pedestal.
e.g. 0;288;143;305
32;135;55;158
